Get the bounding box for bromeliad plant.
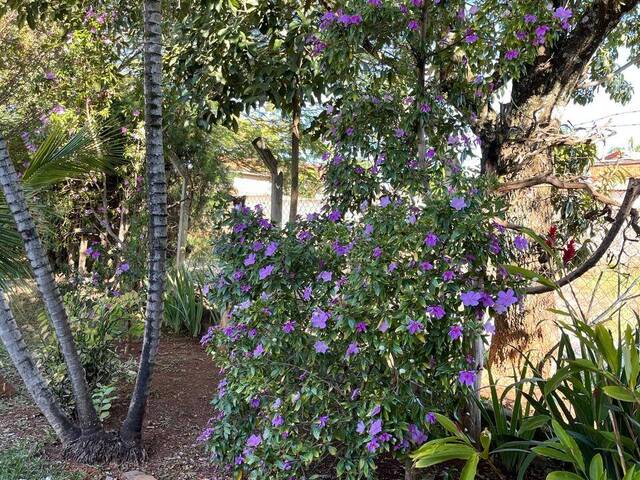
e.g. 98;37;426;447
201;163;528;479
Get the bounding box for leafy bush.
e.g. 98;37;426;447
412;310;640;480
165;267;205;337
36;285;140;411
202;164;526;479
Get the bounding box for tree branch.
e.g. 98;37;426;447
524;178;640;295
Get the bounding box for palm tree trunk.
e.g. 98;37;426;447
121;0;167;444
0;288;79;444
0;135;100;433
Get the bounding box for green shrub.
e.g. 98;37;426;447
35;285;139;412
165;266;205;337
201;164;526;479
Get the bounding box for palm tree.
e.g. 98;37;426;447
0;0;167;461
121;0;167;446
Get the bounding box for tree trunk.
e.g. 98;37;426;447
252;137;283;227
175;174;190;270
0;288;79;444
0;136;101;434
289;91;300;224
78;236;88;274
121;0;167;445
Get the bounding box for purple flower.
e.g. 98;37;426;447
424;232;439;247
449;324;463;341
484;321;496;334
367;438;380;452
450;197;467;211
246;434;262;448
311;308;330;329
379;196;391;207
514;235;529;251
357;421;366;434
197;427;214;443
461;290;483;307
395;127;407;138
426;412;436;425
494;289;518;313
258;264;275;280
408;319;424;335
420;261;434;271
318;415;329;428
373;246;382;258
355;321;368;333
505;49;520;60
420;103;431;113
272;415;284;427
363;223;374;237
409;424;428;444
459;370;477;387
303;286;313;301
351;388;361;400
553;7;572;22
318;270;333;282
369;419;383;436
370;404;381;416
443;270;456;281
524;13;537;23
368;0;382;5
265;241;278;256
244;253;256;266
480;292;495;308
388;262;398;273
465;29;479;43
314;340;330;354
378;320;390;332
252;241;264;251
282;321;296;333
115;263;130;275
328;209;342;222
427;305;445;319
346;342;359;357
346;127;354;136
408;19;420;31
253;343;265;358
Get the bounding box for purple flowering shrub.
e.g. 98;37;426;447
201;164;526;478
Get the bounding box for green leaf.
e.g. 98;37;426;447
434;413;470;443
546;472;585;480
504;265;557;289
602;386;637;403
551;420;584;472
460;453;480;480
588;454;605;480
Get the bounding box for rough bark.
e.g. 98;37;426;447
477;0;640;362
289;91;301;224
0;288;78;444
121;0;167;444
0;135;101;433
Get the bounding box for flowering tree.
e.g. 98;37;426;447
201;1;640;478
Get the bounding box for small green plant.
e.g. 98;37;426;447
91;383;118;421
0;441;83;480
165;266;205;337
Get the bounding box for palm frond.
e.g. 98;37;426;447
0;122;124;284
22;124;123;188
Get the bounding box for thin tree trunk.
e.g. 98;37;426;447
175;174;190;270
121;0;167;444
78;237;88;274
0;136;100;433
289;91;300;224
0;288;79;443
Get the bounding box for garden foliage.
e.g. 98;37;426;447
202;166;527;478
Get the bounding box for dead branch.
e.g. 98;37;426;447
524;178;640;295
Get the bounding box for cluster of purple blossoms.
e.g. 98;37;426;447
311;308;330;329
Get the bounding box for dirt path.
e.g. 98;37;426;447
1;336;222;480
